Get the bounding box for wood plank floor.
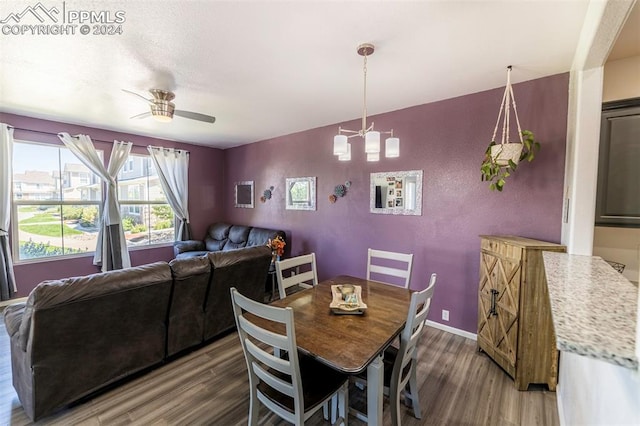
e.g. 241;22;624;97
0;321;559;425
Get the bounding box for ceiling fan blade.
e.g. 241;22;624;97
122;89;154;104
130;111;152;119
174;110;216;123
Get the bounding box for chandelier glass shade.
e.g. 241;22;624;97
333;43;399;161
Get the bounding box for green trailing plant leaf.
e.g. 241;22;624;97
480;130;541;191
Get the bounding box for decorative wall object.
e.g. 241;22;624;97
329;181;351;204
260;186;274;203
285;177;316;211
234;181;254;208
370;170;422;215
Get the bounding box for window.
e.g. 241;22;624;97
12;141;102;261
595;99;640;227
117;154;174;247
123;158;134;172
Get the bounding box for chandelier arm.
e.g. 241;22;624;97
339;128;361;135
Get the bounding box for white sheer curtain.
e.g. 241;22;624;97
0;124;17;300
147;146;191;241
58;133;132;271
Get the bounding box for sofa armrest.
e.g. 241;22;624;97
3;302;26;338
173;240;205;256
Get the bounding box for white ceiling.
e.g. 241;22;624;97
0;0;630;149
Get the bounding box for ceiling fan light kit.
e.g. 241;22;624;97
124;89;216;124
333;43;399;162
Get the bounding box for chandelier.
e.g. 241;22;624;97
332;43;400;161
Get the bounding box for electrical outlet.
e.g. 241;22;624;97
442;309;449;321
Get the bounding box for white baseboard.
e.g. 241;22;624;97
426;320;477;341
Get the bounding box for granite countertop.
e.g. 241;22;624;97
543;252;638;369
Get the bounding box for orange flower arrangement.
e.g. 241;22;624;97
267;235;286;257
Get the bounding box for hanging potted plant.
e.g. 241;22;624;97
480;66;541;191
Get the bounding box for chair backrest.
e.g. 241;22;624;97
276;253;318;299
391;273;437;390
367;248;414;289
230;287;305;424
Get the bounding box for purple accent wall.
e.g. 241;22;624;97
222;73;569;333
0;113;225;297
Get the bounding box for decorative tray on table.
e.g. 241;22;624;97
330;285;368;315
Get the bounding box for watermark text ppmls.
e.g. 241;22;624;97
1;1;126;36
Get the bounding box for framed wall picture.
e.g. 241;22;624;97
285;177;316;211
235;181;254;208
370;170;423;215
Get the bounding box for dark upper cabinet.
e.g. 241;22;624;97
596;98;640;227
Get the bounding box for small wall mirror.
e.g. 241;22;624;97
286;177;316;211
235;181;254;208
370;170;423;215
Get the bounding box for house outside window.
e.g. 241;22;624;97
117;154;174;247
11;141;102;261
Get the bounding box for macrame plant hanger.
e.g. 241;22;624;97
490;66;524;166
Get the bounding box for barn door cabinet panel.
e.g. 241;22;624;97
477;235;566;391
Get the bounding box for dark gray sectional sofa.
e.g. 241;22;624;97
3;245;272;421
173;222;286;259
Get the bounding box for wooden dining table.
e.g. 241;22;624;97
266;275;413;425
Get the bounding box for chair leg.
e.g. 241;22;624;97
248;388;259;426
331;394;338;423
407;366;422;419
390;381;402;426
335;382;348;426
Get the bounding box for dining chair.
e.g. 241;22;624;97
276;253;318;299
230;287;349;425
274;253;336;421
353;273;437;426
366;248;414;289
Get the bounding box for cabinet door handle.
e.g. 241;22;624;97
490;289;499;316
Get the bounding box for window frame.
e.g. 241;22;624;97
11;140;104;263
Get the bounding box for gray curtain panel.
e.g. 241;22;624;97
0;124;17;300
58;133;132;271
0;236;16;300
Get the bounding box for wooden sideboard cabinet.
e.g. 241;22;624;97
477;235;566;391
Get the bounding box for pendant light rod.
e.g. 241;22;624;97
361;44;372;135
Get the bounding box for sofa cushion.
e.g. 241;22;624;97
204;246;271;340
223;225;251;250
204;223;232;251
174;240;205;256
3;303;25;338
176;251;209;260
248;227;285;247
167;256;211;356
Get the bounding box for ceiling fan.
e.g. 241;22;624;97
123;89;216;124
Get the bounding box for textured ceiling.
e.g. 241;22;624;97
608;0;640;61
0;1;599;148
